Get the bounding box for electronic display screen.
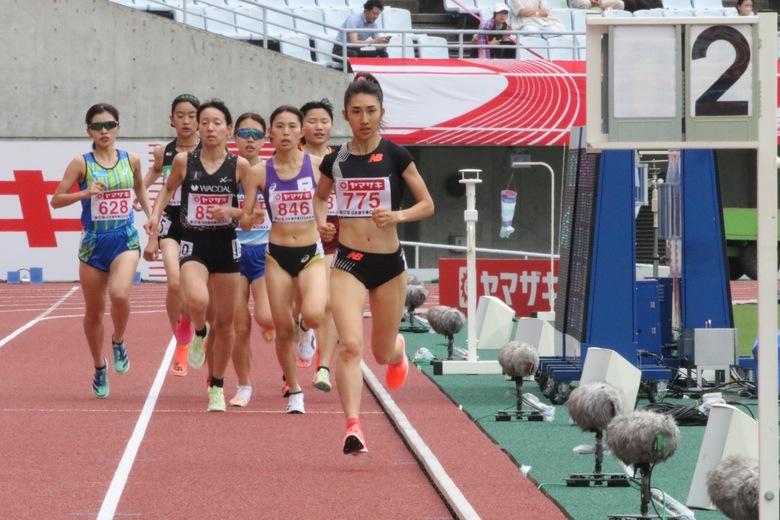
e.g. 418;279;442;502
555;149;599;342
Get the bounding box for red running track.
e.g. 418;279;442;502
0;283;565;519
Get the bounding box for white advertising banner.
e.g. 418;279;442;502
1;141;158;282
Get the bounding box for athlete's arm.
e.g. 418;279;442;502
50;156;96;209
134;144;164;211
238;158;262;231
314;167;335;242
130;152;151;219
372;162;434;228
144;152;184;237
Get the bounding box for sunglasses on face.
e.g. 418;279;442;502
235;128;265;140
88;121;119;131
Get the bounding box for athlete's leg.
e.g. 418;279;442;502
316;255;338;370
329;268;368;420
265;260;300;392
251;276;274;333
232;276;252;386
159;237;183;333
208;272;239;381
180;260;210;332
106;249;140;344
368;271;407;365
79;262;110;367
297;257;327;331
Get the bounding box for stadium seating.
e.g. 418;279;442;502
550;8;574;31
546;34;579;60
295;6;328;38
663;0;693;9
233;4;265;41
322;7;354;35
203;5;239;36
691;0;724;8
280;33;316;62
601;9;632;17
313;34;337;63
173;5;206;29
570;9;593;33
444;0;477;14
317;0;348;7
113;0;721;62
516;36;548;60
632;9;665;17
382;7;424;42
663;8;695;15
474;0;496;10
417;35;450;58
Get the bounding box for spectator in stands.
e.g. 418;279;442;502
473;3;516;59
332;0;390;62
623;0;652;11
508;0;565;34
737;0;754;15
570;0;625;10
51;103;150;399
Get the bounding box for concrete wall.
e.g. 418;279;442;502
0;0;353;139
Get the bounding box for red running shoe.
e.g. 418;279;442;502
385;334;408;390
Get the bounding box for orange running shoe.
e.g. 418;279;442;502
343;423;368;455
263;328;276;342
385;334;408;390
169;344;188;377
281;375;290;398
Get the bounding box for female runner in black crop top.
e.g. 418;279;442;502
314;73;434;455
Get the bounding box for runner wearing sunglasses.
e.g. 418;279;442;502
219;112;275;408
51;103;151;399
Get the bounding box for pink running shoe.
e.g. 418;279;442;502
175;316;194;345
343;423;368;455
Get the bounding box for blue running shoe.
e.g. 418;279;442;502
112;339;130;374
93;358;109;399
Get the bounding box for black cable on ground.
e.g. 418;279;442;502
641;401;709;426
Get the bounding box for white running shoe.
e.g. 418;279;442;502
229;385;252;407
286;392;305;414
296;327;316;367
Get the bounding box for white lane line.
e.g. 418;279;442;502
0;286;79;349
0;408;370;415
97;337;176;520
360;360;479;520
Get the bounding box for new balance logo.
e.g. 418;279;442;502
367;153;383;163
346;251;364;261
